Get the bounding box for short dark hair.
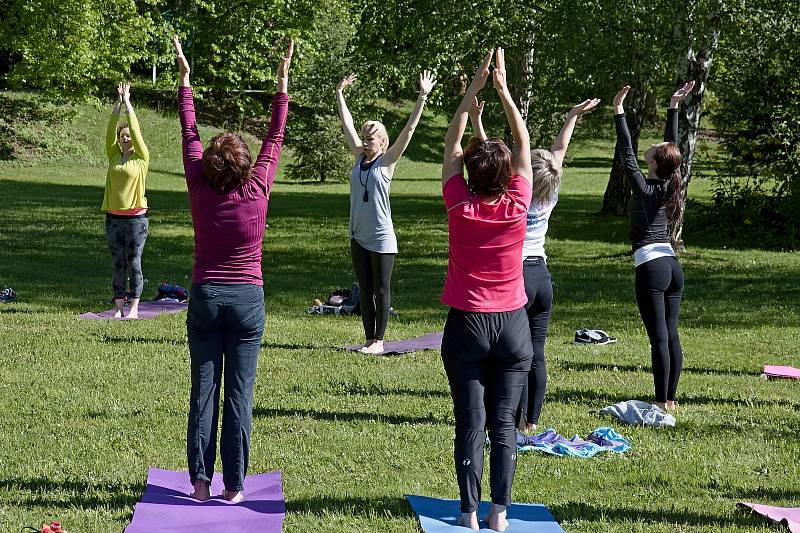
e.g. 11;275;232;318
463;136;512;198
202;133;253;192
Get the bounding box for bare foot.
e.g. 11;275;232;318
654;401;667;411
358;339;375;352
222;488;244;503
457;511;479;530
360;340;384;354
190;480;210;501
665;400;678;411
113;298;125;318
523;423;538;435
127;298;140;319
486;504;509;531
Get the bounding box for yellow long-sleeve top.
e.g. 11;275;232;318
101;110;150;212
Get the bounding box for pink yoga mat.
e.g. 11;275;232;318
125;467;285;533
740;502;800;532
762;365;800;380
79;300;188;320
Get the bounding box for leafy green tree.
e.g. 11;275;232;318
1;0;153;96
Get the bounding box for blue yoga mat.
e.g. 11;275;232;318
406;495;565;532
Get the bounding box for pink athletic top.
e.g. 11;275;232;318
179;87;288;285
441;174;532;312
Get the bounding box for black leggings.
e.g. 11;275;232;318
350;239;395;341
517;258;552;427
441;307;532;513
635;256;684;402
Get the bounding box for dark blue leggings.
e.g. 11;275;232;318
187;283;265;492
517;257;552;426
441;307;532;513
635;256;684;402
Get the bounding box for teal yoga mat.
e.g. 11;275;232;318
407;495;565;532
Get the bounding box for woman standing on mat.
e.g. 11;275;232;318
613;81;694;412
469;95;601;434
335;69;436;354
173;35;293;503
440;48;533;532
102;82;150;319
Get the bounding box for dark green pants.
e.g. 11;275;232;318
186;283;265;492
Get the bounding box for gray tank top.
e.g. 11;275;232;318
349;154;397;254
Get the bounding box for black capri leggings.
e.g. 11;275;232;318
635;256;684;403
517;257;553;427
350;239;395;341
441;307;532;513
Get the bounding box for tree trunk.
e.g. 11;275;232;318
601;80;648;215
504;34;536;146
670;1;721;250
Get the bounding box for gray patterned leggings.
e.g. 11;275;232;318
106;214;149;299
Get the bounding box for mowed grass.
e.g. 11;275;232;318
0;94;798;532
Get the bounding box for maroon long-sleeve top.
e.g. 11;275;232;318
178;86;289;285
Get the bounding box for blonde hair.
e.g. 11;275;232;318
361;120;389;151
530;149;562;205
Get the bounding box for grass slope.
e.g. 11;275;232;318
0;94;798;532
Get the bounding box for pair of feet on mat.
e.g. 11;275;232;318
190;480;243;503
459;505;509;531
113;297;140;319
358;339;384;354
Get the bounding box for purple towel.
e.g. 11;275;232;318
125;468;285;533
79;300;188;320
339;331;443;355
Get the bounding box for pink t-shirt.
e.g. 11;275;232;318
441;174;532;312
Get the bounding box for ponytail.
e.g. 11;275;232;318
663;169;683;225
653;143;683;225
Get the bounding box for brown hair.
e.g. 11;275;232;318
202;133;253;193
116;122;129;138
463;137;512;198
653;143;683;224
530;149;562;205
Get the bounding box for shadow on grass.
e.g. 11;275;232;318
556;361;758;378
551;501;765;529
548;386;799;409
286;494;414;519
252;406;448;426
326;380;449;399
1;178;798;329
0;477;140;509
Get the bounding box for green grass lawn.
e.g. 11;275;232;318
0;93;798;532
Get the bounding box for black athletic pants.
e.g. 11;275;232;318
350;239;395;340
517;257;553;427
441;307;532;513
635;256;684;403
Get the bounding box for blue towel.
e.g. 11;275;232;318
516;426;631;457
406;495;565;533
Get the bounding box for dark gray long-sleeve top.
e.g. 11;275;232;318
614;108;679;251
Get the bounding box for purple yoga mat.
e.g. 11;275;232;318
339;331;443;355
762;365;800;380
79;300;188;320
740;502;800;533
125;467;285;533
